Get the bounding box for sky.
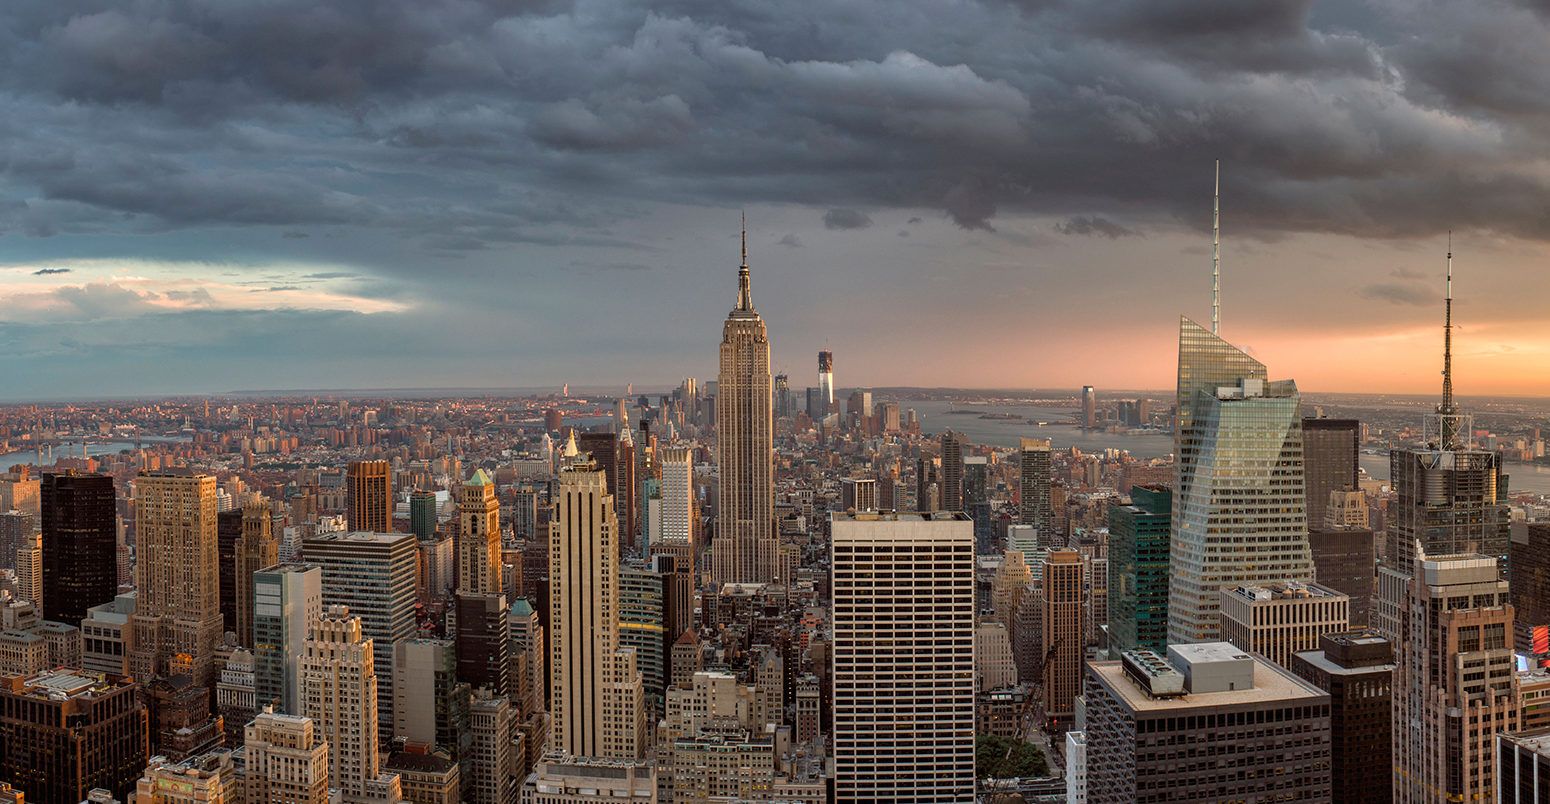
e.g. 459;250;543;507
2;0;1550;400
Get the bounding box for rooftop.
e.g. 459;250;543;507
1092;651;1326;712
1224;581;1347;602
1502;727;1550;756
831;510;972;523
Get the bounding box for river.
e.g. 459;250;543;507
906;400;1550;496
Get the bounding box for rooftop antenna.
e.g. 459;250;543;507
1212;159;1221;336
1441;230;1454;416
1426;231;1468;451
735;210;753;312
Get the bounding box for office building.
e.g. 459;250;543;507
830;512;974;803
817;350;834;411
130;469;223;687
346;460;391;535
232;503;278;649
963;457;991;547
1307;522;1376;627
838;477;876;513
1289;630;1394;804
1041;549;1083;728
455;591;510;696
252;563;322;715
520;757;656;803
81;592;137;676
1388;552;1517;804
712;233;778;585
1220;581;1349;669
989;548;1030;626
301;605;403;804
14;535;40;607
410;490;438;541
467;691;516;804
579;432;638;550
1302;418;1360;529
1081;385;1096;428
939;431;963;512
1018;439;1052;542
215;648;254;745
1081;644;1331;803
302;531;418;741
385;748;459;804
548;461;645;760
658;446;696;558
1169;318;1314;644
40;471;116;627
1106;485;1170;657
243;711;330;804
0;669;148;804
618;561;666;708
458;470;501;595
0;511;33;577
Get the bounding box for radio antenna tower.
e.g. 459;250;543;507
1212;159;1221;336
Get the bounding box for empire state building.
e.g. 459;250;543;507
712;228;778;584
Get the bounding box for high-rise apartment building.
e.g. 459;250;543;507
830;512;974;803
712;234;778;585
1106;485;1170;657
1018;439;1052;542
0;669;149;804
131;469;223;687
1289;630;1394;804
1041;549;1083;729
302;531;418;742
243;711;330;804
1387;552;1517;804
40;471;117;626
233;503;278;649
1169;319;1314;644
346;460;391;535
252;563;322;715
301;605;403;804
1080;644;1331;804
939;431;963;512
1219;581;1349;669
548;461;645;760
458;470;501;595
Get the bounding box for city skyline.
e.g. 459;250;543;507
2;3;1550;398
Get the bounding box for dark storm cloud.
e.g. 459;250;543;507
777;234;804;247
822;209;872;230
1359;281;1441;307
1055;216;1138;238
2;0;1550;249
32;267;70;275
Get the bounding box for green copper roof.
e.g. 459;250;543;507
510;598;534;616
466;468;493;487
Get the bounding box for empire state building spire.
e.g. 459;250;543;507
736;211;754;313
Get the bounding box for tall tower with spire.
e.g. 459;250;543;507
712;217;778;584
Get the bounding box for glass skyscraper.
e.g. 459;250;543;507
1168;318;1313;644
1107;484;1171;657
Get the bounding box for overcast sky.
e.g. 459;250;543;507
2;0;1548;399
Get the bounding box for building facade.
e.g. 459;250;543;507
40;471;117;627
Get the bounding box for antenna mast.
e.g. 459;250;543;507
1441;231;1454;415
1426;231;1468;450
1212;159;1220;336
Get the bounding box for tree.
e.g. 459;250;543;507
975;734;1050;779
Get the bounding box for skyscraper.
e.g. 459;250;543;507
1081;385;1096;428
712;229;778;585
253;563;322;715
234;503;278;649
1168;318;1313;644
131;469;223;687
548;460;645;760
409;490;438;541
1386;252;1510;579
0;669;149;804
939;431;963;512
346;460;391;534
817;350;834;412
301;605;403;804
1289;630;1394;804
243;711;330;804
40;471;117;627
1301;417;1360;529
1387;552;1516;803
302;531;418;743
658;445;696;560
1041;549;1084;729
1106;485;1170;657
1018;438;1052;543
830;512;975;803
458;470;500;595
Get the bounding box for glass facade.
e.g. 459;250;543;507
1170;318;1313;644
1108;485;1171;657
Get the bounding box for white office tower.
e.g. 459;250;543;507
659;446;695;555
300;605;402;804
1168;318;1313;644
244;710;330;804
830;511;975;803
548;461;645;760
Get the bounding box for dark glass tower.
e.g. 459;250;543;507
41;471;117;626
